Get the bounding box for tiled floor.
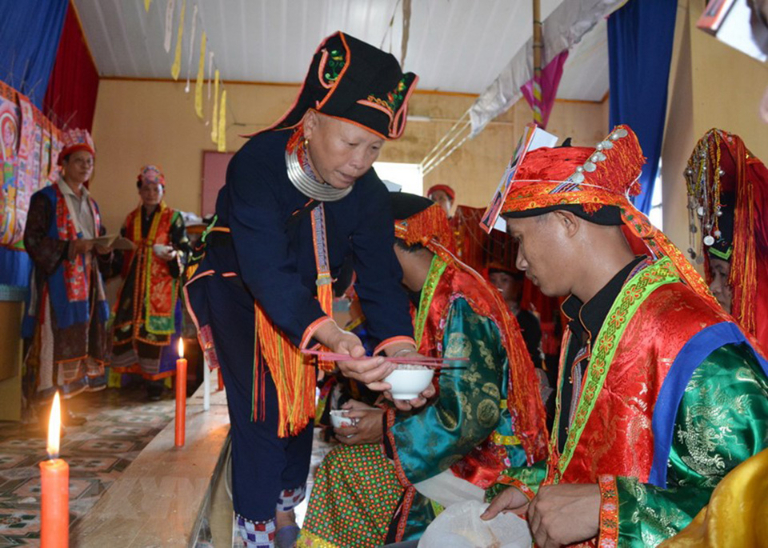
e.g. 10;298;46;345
226;427;335;547
0;383;339;548
0;386;176;547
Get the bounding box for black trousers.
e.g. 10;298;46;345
208;274;314;521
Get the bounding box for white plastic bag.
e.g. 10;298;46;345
418;500;531;548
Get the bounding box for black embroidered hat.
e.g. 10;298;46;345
264;31;418;140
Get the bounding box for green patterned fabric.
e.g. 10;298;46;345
390;297;527;484
615;343;768;547
486;460;547;501
301;296;528;547
485;344;768;547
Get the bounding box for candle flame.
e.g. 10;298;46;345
178;338;184;359
47;392;61;458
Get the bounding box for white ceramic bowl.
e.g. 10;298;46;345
329;410;355;429
384;367;434;400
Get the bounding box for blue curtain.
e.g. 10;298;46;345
0;0;69;108
608;0;677;214
0;248;31;293
0;0;68;294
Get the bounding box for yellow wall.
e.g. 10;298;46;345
90;79;607;232
0;302;23;421
662;0;768;253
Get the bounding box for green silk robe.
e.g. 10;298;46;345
301;260;533;548
488;259;768;548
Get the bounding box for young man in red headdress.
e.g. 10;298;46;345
22;129;112;423
300;193;547;547
185;32;430;547
111;165;190;400
480;126;768;547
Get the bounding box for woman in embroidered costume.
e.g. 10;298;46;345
479;125;768;547
22;129;111;424
298;193;548;547
110;165;190;400
655;131;768;548
184;32;425;548
683;128;768;352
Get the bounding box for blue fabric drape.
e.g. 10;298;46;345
0;0;68;296
0;248;32;290
0;0;69;108
608;0;677;214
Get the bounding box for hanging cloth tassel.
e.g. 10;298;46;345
211;69;220;144
729;139;756;336
170;0;186;80
253;204;335;437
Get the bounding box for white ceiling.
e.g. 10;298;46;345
72;0;609;101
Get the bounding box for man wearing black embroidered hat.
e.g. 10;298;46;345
184;32;426;547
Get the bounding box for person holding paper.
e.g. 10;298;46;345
110;165;190;400
299;193;547;547
480;125;768;547
22;129;111;424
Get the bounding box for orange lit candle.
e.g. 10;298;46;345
175;339;187;447
40;392;69;548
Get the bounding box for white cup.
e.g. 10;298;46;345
329;409;356;429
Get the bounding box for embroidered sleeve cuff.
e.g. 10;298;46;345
495;475;537;502
597;474;619;548
374;336;417;356
300;316;335;350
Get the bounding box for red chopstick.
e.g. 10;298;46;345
301;349;468;366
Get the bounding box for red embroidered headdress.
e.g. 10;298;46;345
138;165;165;186
499;124;717;307
426;184;456;201
685;129;768;349
58;128;95;164
392;194;456;254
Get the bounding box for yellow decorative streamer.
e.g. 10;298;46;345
144;0;152;11
195;32;206;119
211;69;220;143
217;90;227;152
170;0;186;80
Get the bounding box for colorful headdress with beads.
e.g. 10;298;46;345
684;128;768;347
391;192;457;253
256;31;418;140
138;165;166;186
58;128;95;165
498;124;719;308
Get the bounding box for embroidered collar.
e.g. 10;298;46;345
285;129;352;202
413;254;448;347
562;256;647;341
